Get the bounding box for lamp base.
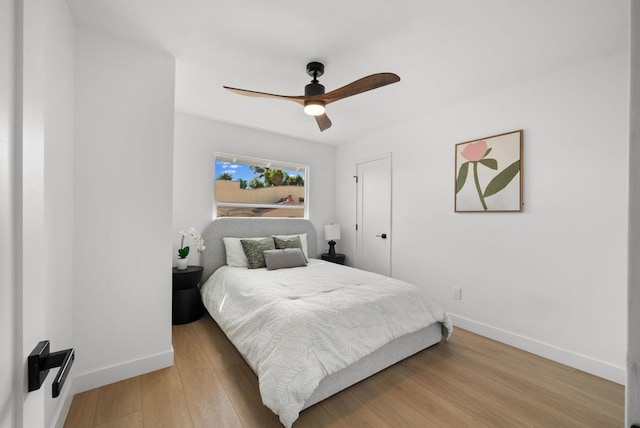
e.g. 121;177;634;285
327;240;336;257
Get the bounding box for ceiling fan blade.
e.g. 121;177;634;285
320;73;400;104
223;86;304;105
314;113;332;132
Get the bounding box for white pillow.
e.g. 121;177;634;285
223;237;266;267
272;233;308;260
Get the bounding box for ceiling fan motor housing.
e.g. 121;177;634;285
305;81;325;97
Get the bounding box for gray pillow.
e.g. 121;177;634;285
273;235;307;261
264;248;307;270
241;237;275;269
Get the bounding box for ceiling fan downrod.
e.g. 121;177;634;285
305;62;325;97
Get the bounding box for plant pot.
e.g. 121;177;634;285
176;258;189;270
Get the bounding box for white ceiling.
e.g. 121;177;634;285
66;0;629;144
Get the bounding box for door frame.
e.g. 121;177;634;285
355;152;392;276
1;1;19;426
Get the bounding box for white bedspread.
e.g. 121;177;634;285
200;259;452;427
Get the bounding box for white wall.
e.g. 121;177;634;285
173;113;337;266
336;50;629;383
73;29;175;393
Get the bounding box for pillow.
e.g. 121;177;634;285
273;235;307;261
241;237;276;269
264;248;307;270
272;233;309;260
223;237;264;267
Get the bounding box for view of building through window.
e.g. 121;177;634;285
214;154;307;218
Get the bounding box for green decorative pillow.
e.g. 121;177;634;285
241;237;276;269
272;234;308;260
273;235;307;261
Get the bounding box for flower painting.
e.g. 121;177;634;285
455;130;523;212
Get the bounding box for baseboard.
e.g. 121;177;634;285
52;347;174;427
72;348;174;394
449;313;626;385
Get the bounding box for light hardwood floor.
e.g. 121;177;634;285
64;315;624;427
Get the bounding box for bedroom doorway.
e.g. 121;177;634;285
355;154;392;276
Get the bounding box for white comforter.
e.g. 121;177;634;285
200;259;452;427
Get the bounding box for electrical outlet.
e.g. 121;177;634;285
453;287;462;300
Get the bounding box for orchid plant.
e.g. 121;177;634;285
178;228;206;259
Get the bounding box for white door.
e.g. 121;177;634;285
2;2;48;426
356;154;392;276
0;1;18;425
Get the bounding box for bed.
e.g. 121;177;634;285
199;217;452;427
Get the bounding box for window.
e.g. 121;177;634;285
214;154;307;218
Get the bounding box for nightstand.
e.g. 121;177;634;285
172;266;205;325
321;253;346;265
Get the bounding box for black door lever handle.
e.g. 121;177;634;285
375;233;387;239
28;340;75;398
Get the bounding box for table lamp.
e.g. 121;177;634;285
324;224;341;257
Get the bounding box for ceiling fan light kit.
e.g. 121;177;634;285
303;101;325;116
223;61;400;132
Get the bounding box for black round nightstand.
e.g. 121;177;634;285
172;266;205;325
321;253;346;265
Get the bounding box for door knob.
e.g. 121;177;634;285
376;233;387;239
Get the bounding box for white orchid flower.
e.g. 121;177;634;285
178;227;206;256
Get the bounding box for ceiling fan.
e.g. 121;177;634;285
223;62;400;132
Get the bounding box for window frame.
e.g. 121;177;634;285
213;152;309;219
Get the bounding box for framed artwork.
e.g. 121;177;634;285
455;130;523;212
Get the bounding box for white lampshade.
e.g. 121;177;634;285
324;224;341;241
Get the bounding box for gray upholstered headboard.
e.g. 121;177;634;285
201;217;318;282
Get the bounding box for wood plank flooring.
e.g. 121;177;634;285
64;316;624;427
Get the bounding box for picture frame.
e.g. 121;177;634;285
455;130;523;212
